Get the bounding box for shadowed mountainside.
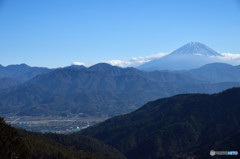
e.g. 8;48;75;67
0;117;126;159
81;87;240;159
0;78;21;90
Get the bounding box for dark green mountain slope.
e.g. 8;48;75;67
81;87;240;159
0;117;29;159
0;117;126;159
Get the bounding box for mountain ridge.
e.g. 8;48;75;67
0;63;52;82
81;87;240;159
180;62;240;83
1;63;240;117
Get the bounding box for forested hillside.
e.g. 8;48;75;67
0;117;126;159
82;87;240;159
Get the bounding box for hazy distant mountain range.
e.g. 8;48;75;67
1;42;240;158
179;62;240;83
0;42;240;117
0;63;197;117
1;62;240;117
0;63;52;81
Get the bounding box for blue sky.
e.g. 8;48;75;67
0;0;240;68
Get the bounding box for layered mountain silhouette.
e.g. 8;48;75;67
81;87;240;159
0;64;51;82
1;63;240;117
180;62;240;83
138;42;223;71
1;42;240;159
0;64;200;117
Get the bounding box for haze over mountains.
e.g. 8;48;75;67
0;64;51;81
1;42;240;119
180;62;240;83
1;61;240;118
0;63;198;117
1;42;240;159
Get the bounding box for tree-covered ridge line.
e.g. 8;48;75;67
81;87;240;159
0;117;126;159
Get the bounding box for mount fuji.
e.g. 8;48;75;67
138;42;223;71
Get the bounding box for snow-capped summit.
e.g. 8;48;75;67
138;42;223;71
170;42;222;56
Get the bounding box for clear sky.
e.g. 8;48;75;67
0;0;240;68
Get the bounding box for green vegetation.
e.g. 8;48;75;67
0;117;30;159
0;117;126;159
81;87;240;159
